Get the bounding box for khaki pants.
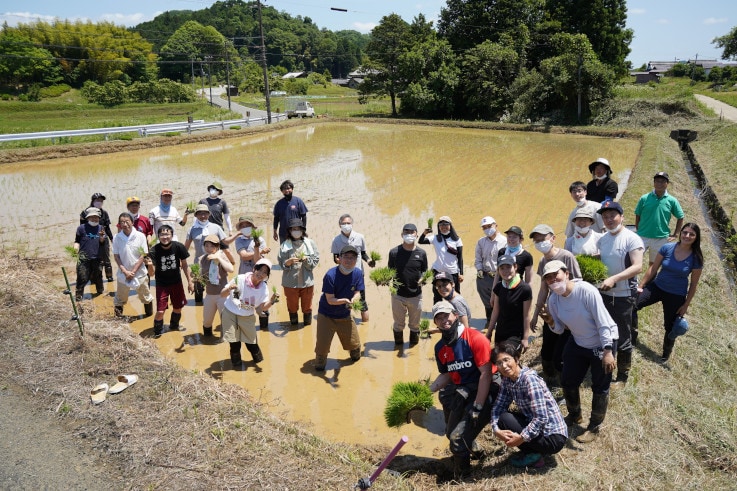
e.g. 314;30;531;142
114;277;153;307
391;294;422;332
314;315;360;356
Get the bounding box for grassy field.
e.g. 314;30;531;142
1;81;736;488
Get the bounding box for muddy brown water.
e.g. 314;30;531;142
1;122;639;457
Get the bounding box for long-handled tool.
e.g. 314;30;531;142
355;436;408;489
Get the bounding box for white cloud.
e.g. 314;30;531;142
655;18;670;25
629;8;646;15
352;21;376;33
99;12;155;27
703;17;728;25
0;11;58;27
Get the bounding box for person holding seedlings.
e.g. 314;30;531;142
149;188;189;242
564;208;604;256
542;260;618;444
634;172;685;266
79;192;114;282
596;200;644;387
529;224;581;390
429;300;496;478
586;158;618;204
112;212;154;318
200;234;234;338
474;216;507;326
331;214;375;323
564;181;604;238
636;223;703;363
433;272;471;329
125;197;153;238
221;258;278;368
420;216;464;304
149;225;193;338
491;340;567;468
184;204;231;303
313;245;365;370
73;207;106;301
199;181;232;233
277;218;319;326
388;223;428;347
487;255;533;350
272;180;308;243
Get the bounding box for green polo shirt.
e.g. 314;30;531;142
634;190;684;239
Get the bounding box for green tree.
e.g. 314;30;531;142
359;14;412;117
0;30;60;88
713;25;737;60
159;20;233;82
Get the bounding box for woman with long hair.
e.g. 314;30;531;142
420;216;464;303
636;222;703;362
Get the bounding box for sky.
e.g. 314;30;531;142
2;0;737;67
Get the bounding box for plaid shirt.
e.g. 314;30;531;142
491;367;568;441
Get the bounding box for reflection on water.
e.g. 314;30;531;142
2;122;639;457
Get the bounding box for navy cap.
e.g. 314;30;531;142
597;200;624;215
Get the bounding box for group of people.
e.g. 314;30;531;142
73;159;703;476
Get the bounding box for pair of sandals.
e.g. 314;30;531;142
90;374;138;405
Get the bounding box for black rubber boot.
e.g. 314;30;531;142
452;454;472;479
662;333;675;362
289;312;299;326
259;311;269;330
393;330;404;346
194;283;203;304
203;326;213;337
614;350;632;384
230;342;242;368
114;305;123;317
246;343;264;363
563;387;583;425
409;330;419;346
153;319;164;338
303;312;312;326
143;302;153;317
169;312;184;332
576;393;609;443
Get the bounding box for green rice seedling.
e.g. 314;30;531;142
185;200;197;214
369;251;381;263
251;228;263;240
384;381;434;428
231;278;240;299
189;263;206;287
148;236;158;248
294;250;306;261
351;299;364;312
271;286;280;303
64;245;86;264
419;319;430;339
576;255;610;286
419;269;434;285
369;267;397;286
427;217;434;229
137;246;148;257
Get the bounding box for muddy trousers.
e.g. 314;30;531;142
75;258;103;300
438;384;495;457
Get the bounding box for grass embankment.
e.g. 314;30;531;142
1;81;736;488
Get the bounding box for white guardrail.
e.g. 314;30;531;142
0;115;287;143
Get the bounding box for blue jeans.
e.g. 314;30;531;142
561;338;614;395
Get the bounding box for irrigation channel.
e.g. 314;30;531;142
2;122;641;458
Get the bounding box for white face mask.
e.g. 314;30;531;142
196;219;209;227
606;223;623;234
291;230;303;239
596;174;607;180
93;200;103;208
484;227;496;237
575;199;586;207
403;234;416;244
209;189;219;198
340;224;352;234
241;227;252;236
87;219;99;227
550;280;567;295
534;240;553;254
575;225;590;235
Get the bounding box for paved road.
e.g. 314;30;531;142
694;94;737;122
201;86;286;125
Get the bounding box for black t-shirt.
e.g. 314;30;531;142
150;241;190;286
75;223;103;260
497;248;534;273
492;280;532;342
199;197;229;228
388;245;427;298
586;177;618;203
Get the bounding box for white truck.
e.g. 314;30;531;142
285;100;315;118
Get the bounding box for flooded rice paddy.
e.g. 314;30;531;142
1;122;640;457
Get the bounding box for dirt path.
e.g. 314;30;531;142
0;380;125;490
694;94;737;122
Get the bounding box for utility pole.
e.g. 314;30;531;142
577;54;583;122
191;57;195;93
257;0;272;123
205;55;213;105
225;41;232;111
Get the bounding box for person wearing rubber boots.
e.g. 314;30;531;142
112;212;154;318
200;234;233;338
199;181;233;233
429;300;497;478
74;207;106;301
79;192;114;282
184;204;231;303
542;260;618;443
149;225;193;338
330;214;374;323
596;200;644;388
